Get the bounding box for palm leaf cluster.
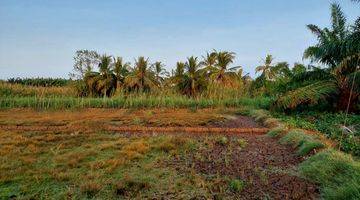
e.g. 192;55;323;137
275;3;360;111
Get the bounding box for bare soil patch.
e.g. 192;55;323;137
166;134;319;199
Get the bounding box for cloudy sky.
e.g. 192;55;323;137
0;0;359;79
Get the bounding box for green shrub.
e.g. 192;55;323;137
299;149;360;199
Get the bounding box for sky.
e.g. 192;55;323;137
0;0;359;79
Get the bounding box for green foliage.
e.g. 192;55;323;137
275;3;360;111
275;80;338;109
229;179;245;192
275;111;360;156
299;149;360;199
280;130;325;156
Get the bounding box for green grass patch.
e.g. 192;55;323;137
280;130;325;156
299;149;360;200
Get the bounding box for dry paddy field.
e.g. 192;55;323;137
0;108;318;199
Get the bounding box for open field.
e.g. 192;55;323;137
0;1;359;199
0;109;319;199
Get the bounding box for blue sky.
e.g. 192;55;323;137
0;0;359;79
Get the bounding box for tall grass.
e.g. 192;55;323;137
0;96;272;110
0;82;75;97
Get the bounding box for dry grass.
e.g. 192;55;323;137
0;108;228;128
0;82;75;97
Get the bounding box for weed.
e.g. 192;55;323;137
236;138;247;149
216;136;229;146
229;179;245;192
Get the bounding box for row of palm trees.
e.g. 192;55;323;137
77;50;245;97
74;3;359;112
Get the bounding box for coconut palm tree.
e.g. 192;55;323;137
170;62;185;86
96;55;116;97
113;57;130;91
152;61;169;86
211;51;240;85
255;55;275;80
201;51;218;74
124;57;157;92
276;3;360;111
178;56;207;96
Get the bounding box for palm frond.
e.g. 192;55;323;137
330;3;347;39
276;80;338;109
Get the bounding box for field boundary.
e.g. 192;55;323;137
0;124;269;134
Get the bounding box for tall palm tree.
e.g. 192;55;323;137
201;51;218;74
211;51;240;85
170;62;185;86
124;57;157;92
276;3;359;111
113;57;130;91
255;55;275;80
96;55;116;97
152;61;169;86
271;62;291;80
179;56;207;96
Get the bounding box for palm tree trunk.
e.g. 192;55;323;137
336;88;359;112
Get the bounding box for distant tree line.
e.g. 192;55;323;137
70;49;249;98
7;77;70;87
69;3;359;112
